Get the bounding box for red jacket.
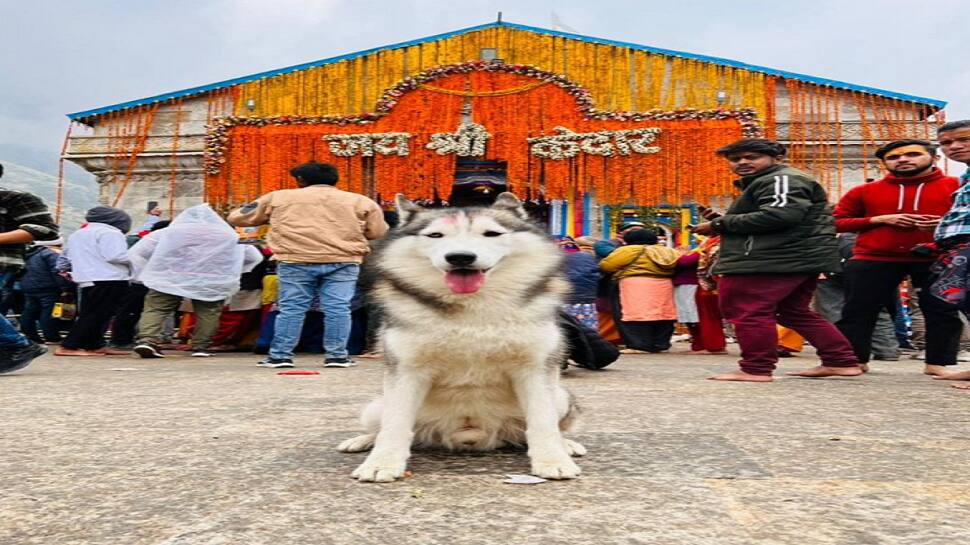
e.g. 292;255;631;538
834;168;960;262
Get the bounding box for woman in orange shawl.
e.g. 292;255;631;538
600;229;680;353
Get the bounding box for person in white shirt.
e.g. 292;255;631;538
55;206;132;356
128;204;263;358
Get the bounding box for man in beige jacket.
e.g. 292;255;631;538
229;162;388;368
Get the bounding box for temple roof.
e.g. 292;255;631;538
66;20;946;121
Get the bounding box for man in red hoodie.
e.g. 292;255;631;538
834;139;962;376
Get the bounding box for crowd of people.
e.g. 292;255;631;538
554;122;970;387
2;120;970;391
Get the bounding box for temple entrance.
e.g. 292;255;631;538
448;159;508;207
448;159;550;229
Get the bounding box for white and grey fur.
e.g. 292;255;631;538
339;192;585;482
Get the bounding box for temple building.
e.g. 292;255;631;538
62;20;946;240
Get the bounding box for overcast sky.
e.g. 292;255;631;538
2;0;968;181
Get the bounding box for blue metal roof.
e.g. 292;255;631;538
66;20;946;121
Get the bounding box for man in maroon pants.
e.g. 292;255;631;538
692;139;862;382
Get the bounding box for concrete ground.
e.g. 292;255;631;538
2;345;969;545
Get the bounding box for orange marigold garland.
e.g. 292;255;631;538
112;104;160;207
204;62;758;207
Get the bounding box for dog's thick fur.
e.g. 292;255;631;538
338;193;585;482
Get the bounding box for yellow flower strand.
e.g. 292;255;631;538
229;26;768;123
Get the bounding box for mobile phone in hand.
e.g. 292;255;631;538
698;206;722;220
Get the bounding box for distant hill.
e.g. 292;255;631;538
0;161;99;234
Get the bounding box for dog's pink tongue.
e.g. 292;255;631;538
445;270;486;294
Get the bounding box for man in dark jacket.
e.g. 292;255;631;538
692;139;861;381
0;163;61;373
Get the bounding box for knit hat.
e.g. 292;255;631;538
85;206;132;234
623;228;658;246
574;236;598;255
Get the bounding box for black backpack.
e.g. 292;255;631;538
558;311;620;370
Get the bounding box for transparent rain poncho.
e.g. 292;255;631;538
128;204;262;301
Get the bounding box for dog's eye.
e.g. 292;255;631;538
482;231;504;237
424;233;444;238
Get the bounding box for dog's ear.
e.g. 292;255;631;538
395;194;423;224
491;192;529;220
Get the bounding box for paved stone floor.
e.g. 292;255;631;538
2;346;969;545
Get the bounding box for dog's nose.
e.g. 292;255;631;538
444;252;477;267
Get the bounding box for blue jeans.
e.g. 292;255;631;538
270;262;359;360
0;314;29;349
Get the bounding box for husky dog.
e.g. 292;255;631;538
339;193;585;482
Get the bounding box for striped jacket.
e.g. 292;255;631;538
0;189;60;271
712;165;840;275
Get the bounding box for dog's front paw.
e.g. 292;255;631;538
338;434;376;453
352;453;407;483
531;457;581;480
563;439;587;457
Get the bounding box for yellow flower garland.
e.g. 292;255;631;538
232;27;771;119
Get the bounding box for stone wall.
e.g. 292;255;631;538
64;97;211;222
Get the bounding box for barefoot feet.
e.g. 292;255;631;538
924;364;951;377
786;365;864;378
53;347;97;356
94;347;129;356
932;369;970;381
707;371;773;382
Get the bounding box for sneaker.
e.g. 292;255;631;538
910;350;925;361
257;357;294;368
133;343;166;359
191;350;214;358
0;343;48;374
958;350;970;363
323;357;356;368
